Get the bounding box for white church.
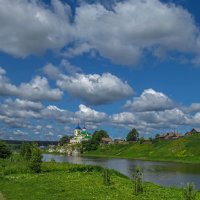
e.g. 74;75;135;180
70;125;92;144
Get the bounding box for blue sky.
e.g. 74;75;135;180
1;0;200;141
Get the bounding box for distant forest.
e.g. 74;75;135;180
1;140;58;146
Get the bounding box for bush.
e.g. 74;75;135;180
183;182;197;200
103;168;111;186
139;137;145;144
0;141;11;159
133;166;143;195
42;162;104;173
50;158;56;162
29;144;43;173
20;143;32;160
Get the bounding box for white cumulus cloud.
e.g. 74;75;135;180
57;72;133;105
0;0;72;57
0;0;200;65
124;89;175;112
73;0;200;65
76;104;108;123
0;67;63;101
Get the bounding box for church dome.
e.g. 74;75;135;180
75;125;81;130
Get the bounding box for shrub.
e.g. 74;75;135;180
133;166;143;195
68;165;103;173
0;141;11;159
42;162;104;173
29;144;43;173
20;143;32;160
50;158;56;162
103;168;111;186
183;182;197;200
139;137;145;144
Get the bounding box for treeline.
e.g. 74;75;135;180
82;130;109;151
2;140;58;146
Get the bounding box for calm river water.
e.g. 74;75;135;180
43;154;200;189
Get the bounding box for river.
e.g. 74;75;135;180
43;154;200;189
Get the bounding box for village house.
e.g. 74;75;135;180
114;139;129;144
158;132;183;140
185;128;200;136
114;139;126;144
101;137;113;145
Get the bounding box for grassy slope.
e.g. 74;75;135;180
83;135;200;163
0;162;198;200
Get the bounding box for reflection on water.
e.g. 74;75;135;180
43;154;200;188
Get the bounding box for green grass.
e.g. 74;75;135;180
83;135;200;163
1;142;200;200
0;154;31;176
1;161;199;200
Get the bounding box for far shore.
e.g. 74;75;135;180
42;151;200;164
82;153;200;164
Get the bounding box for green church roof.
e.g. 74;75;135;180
84;135;92;139
81;130;87;135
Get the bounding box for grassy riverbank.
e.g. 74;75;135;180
83;135;200;163
1;159;199;199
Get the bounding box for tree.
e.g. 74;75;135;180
139;137;145;144
82;139;99;151
92;130;109;142
152;134;160;144
29;144;43;173
148;137;153;141
0;141;11;159
126;128;139;141
59;135;71;146
155;134;160;139
20;142;32;160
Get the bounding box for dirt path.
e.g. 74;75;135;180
0;192;5;200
